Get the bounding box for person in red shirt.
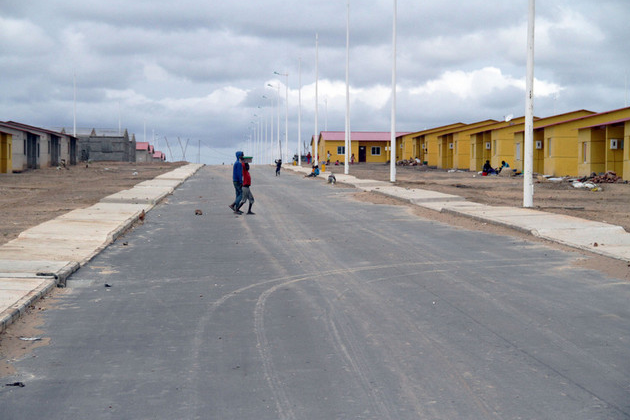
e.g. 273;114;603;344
237;162;255;215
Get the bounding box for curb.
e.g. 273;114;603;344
0;163;204;334
285;165;630;263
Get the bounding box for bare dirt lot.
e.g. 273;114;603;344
0;161;186;246
329;163;630;233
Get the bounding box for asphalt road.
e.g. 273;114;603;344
1;165;629;419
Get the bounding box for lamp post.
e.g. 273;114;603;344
274;71;289;162
345;0;351;175
314;33;319;165
262;95;270;164
523;0;535;208
267;83;281;161
255;117;260;161
298;57;302;166
390;0;397;183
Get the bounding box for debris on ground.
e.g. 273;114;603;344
195;209;203;215
5;382;25;387
396;159;424;166
579;171;625;184
572;181;600;190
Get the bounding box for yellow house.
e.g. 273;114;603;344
312;131;410;164
423;121;498;167
501;110;594;173
468;118;531;171
0;129;12;174
578;116;630;179
513;107;630;176
399;123;466;164
434;120;498;169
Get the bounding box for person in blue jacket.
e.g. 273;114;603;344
305;164;320;178
229;151;244;214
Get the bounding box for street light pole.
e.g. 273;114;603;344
262;95;270;164
298;57;302;166
390;0;397;183
274;71;289;163
267;83;281;161
345;0;351;175
523;0;535;207
315;33;319;165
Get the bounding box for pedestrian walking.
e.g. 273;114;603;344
275;159;282;176
229;151;244;214
237;162;255;215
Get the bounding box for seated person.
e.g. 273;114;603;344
482;160;497;174
498;160;510;173
305;165;320;177
335;160;340;166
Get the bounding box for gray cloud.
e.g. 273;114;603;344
1;0;628;164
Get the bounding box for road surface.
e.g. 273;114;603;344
1;165;629;419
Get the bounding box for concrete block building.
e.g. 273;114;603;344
72;128;136;162
136;142;155;163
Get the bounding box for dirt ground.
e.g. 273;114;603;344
0;161;186;246
329;163;630;233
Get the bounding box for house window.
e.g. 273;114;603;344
371;146;381;156
548;139;552;157
493;140;497;156
337;146;345;155
516;143;521;161
24;139;26;155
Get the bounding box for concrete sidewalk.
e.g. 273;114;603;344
0;163;203;333
288;164;630;263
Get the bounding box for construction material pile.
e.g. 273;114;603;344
577;171;624;183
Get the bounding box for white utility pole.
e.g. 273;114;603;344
390;0;397;183
345;0;351;175
298;57;302;166
523;0;535;208
314;33;319;165
73;72;77;137
274;71;289;162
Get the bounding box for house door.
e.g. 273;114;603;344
27;133;38;169
359;146;366;162
50;136;60;166
70;138;77;165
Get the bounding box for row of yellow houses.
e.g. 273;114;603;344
312;106;630;178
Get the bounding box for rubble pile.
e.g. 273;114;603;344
580;171;624;184
396;159;424;166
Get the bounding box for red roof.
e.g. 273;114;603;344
136;141;150;151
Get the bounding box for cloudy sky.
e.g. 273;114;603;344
1;0;628;164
